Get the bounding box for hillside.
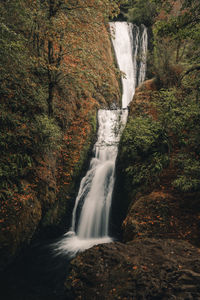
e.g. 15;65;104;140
0;0;122;269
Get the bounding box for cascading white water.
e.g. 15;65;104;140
110;22;137;108
138;24;148;86
56;109;128;257
110;22;148;105
76;110;128;239
55;22;147;257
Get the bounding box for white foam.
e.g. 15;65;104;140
55;232;112;258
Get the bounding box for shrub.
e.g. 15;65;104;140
153;88;200;193
117;116;169;195
126;0;159;26
32;115;61;153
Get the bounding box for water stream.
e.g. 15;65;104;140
56;109;128;256
56;22;148;257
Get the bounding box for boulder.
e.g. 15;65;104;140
66;238;200;299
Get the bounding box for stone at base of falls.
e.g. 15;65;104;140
65;238;200;299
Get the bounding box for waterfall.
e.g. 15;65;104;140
138;24;148;86
55;22;147;257
110;22;148;107
110;22;138;108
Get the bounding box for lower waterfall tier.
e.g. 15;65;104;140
55;109;128;257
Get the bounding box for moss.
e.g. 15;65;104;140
0;184;42;269
73;111;97;178
38;109;97;236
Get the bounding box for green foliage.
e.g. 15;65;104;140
0;1;53;197
147;0;200;194
173;156;200;192
73;112;97;180
144;0;200;90
32;115;61;152
0;154;32;181
153;89;200;141
118;116;169;195
126;0;159;26
153;88;200;192
150;36;184;88
152;0;200;82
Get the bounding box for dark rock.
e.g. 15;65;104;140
66;238;200;299
122;190;200;247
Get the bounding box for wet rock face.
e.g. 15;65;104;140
122;191;200;247
66;238;200;299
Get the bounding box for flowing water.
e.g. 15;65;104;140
110;22;148;108
137;24;148;85
56;109;128;256
55;22;148;257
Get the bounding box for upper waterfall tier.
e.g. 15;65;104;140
109;22;148;108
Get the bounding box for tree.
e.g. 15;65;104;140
24;0;123;116
153;88;200;192
126;0;160;26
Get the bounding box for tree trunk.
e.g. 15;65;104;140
48;38;54;116
48;80;54;116
47;1;56;116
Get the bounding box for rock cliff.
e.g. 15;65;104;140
0;3;121;269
